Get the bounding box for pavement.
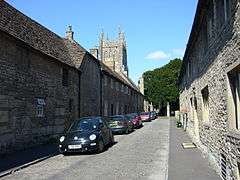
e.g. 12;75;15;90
168;118;220;180
0;117;221;180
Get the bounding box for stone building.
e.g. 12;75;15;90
138;75;152;112
179;0;240;179
101;62;144;116
0;1;143;154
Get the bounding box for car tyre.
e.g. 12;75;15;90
110;134;115;145
97;139;104;153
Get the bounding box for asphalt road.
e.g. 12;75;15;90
2;118;170;180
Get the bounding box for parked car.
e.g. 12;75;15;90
140;112;151;122
125;113;143;128
108;115;132;134
59;117;114;155
150;111;157;120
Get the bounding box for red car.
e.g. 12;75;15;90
125;113;143;128
140;112;151;122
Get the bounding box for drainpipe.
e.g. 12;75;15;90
78;71;82;118
100;68;103;116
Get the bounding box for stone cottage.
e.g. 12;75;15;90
0;1;143;154
179;0;240;179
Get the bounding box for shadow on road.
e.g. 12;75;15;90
0;143;59;174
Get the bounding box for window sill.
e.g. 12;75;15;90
227;130;240;140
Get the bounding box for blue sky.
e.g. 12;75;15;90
6;0;198;84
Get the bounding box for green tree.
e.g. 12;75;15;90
143;58;182;111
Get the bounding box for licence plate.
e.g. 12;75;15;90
68;144;82;149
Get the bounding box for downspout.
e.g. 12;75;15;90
78;71;82;118
100;68;103;116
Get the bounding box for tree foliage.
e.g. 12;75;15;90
143;58;182;110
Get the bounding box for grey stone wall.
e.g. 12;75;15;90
79;54;101;117
0;31;80;154
179;0;240;179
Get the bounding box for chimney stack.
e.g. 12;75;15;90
90;48;99;59
66;25;74;41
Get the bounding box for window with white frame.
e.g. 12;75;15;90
201;86;210;124
227;66;240;130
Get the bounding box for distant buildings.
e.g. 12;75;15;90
179;0;240;179
0;1;143;154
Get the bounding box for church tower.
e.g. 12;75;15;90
98;28;129;76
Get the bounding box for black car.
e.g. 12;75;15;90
59;117;114;155
108;115;132;134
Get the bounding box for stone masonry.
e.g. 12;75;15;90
179;0;240;179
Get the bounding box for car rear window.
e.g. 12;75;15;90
109;116;124;121
68;118;99;132
141;112;149;115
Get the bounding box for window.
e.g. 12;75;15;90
62;68;69;86
201;86;210;124
207;0;214;40
116;102;119;115
37;105;44;117
104;101;108;116
216;0;225;29
104;76;108;86
116;81;119;91
69;99;73;112
111;79;114;89
111;104;114;115
224;0;232;21
228;66;240;129
124;105;128;114
121;84;124;92
0;110;9;125
125;86;128;94
36;98;46;117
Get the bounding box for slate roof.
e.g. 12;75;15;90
0;1;141;94
100;62;141;93
0;1;81;68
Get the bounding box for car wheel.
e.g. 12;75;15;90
62;152;68;156
97;139;104;153
110;134;115;145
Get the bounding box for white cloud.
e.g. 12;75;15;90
172;48;185;57
145;51;170;60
